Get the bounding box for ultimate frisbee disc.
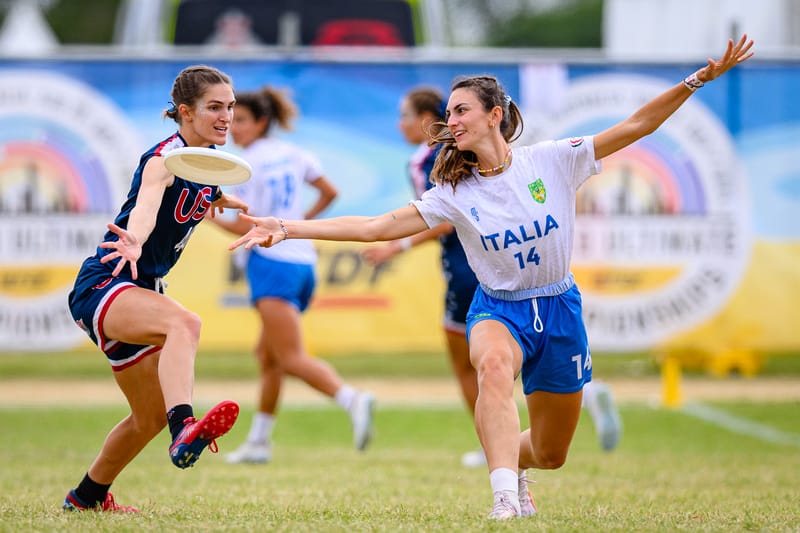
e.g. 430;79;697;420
163;147;252;186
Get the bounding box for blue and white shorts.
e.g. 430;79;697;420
466;276;592;395
68;256;162;372
247;253;316;311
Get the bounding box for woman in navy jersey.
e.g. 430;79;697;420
230;37;753;519
208;86;375;463
63;65;247;513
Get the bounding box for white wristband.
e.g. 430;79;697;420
397;237;412;251
683;70;704;92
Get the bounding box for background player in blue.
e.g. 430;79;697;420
63;65;247;512
229;35;753;519
208;85;375;463
363;87;622;466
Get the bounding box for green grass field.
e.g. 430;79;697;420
2;349;799;380
1;351;799;531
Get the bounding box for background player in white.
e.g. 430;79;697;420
228;36;754;519
208;85;375;462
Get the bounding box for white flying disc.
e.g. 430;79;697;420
163;146;252;186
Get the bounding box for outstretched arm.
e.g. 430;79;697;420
362;222;454;267
229;204;429;250
205;190;248;220
204;191;250;235
594;34;754;160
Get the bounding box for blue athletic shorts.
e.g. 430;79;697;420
247;252;315;311
68;256;162;372
466;283;592;395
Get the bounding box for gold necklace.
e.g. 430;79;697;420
476;149;512;175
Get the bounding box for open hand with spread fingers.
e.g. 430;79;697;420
229;214;285;250
99;223;142;279
697;34;755;83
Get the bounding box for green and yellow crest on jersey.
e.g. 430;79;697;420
528;178;546;204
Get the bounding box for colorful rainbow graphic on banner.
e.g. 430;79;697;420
0;119;116;214
544;74;752;350
0;70;141;350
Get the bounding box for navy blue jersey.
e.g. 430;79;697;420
97;133;220;280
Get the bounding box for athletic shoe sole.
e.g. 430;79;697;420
170;400;239;468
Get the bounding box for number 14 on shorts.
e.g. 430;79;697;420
572;351;592;380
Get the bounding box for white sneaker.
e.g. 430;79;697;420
487;490;520;520
350;391;375;451
518;471;537;517
225;440;271;464
586;382;622;452
461;449;487;468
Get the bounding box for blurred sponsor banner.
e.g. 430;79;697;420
0;59;797;354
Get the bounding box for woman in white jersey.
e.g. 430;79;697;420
208;86;375;462
229;36;754;518
363;86;623;466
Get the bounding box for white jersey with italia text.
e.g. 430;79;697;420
234;137;324;265
413;137;600;291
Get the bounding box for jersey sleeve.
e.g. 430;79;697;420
299;148;325;184
552;135;602;188
411;183;450;229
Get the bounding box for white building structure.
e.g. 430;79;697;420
604;0;800;59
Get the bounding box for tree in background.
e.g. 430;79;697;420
413;0;602;48
484;0;602;48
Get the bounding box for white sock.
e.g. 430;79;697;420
583;381;605;422
334;384;357;412
489;467;519;495
247;412;275;444
582;380;596;408
518;469;530;492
